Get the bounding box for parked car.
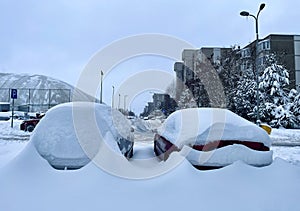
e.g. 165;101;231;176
20;113;45;132
154;108;273;170
0;112;10;121
31;102;134;170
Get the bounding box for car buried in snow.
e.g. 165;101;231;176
31;102;134;170
154;108;273;170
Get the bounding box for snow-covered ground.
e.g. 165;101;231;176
0;119;30;168
0;117;300;210
1;118;300;167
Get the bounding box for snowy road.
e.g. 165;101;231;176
270;128;300;146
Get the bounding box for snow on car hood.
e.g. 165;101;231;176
31;102;131;167
157;108;272;148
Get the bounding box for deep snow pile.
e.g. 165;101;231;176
271;128;300;146
130;118;151;132
0;141;300;211
0;119;29;168
32;102;132;169
131;118;162;133
272;146;300;166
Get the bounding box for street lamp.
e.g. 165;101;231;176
124;95;128;111
118;93;121;109
100;70;104;104
112;86;115;108
240;3;265;124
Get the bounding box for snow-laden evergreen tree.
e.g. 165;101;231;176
259;55;289;104
290;89;300;125
177;88;197;109
232;55;258;121
258;54;299;128
234;75;257;120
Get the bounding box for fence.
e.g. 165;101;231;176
0;88;71;112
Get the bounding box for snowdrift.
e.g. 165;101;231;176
0;140;299;211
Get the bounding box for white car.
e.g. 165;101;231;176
154;108;273;169
31;102;133;170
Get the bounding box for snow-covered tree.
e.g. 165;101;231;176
290;90;300;125
258;54;298;128
234;76;256;120
177;88;197;109
259;61;289;104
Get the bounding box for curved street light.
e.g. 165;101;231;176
240;3;265;40
240;3;266;124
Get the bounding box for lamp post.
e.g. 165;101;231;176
124;95;128;112
240;3;265;125
118;94;121;109
112;86;115;108
100;70;104;104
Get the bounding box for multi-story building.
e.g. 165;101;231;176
174;34;300;102
174;47;232;101
241;34;300;90
141;93;177;117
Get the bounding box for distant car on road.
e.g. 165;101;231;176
20;113;45;132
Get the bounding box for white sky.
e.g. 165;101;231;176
1;0;300;114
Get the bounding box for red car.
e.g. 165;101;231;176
154;108;273;170
20;113;45;132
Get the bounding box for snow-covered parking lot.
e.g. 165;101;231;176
0;115;300;211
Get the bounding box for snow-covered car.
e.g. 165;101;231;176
154;108;273;169
0;112;10;121
31;102;134;170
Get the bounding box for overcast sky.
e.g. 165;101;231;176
1;0;300;113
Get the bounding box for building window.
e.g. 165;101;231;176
258;39;270;52
241;61;252;70
241;48;251;58
257;56;267;66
